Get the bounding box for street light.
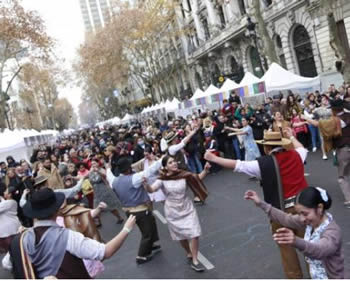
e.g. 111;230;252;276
246;17;264;76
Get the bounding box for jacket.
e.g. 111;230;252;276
258;201;344;279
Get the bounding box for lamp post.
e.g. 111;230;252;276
246;17;264;76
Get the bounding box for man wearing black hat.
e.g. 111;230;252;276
304;98;350;208
9;188;136;279
106;155;163;264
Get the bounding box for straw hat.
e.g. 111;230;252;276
165;131;179;144
256;130;291;146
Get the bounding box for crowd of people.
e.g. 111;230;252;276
0;83;349;278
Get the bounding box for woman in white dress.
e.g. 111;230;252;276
143;155;210;272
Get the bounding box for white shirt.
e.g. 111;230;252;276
337;112;347;128
0;197;21;238
34;220;106;261
106;158;162;189
234;147;308;180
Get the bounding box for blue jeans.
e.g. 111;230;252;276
308;124;320;149
232;137;243;160
187;154;203;173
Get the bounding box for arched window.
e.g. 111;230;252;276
211;64;221;87
249;47;264;78
293;25;317;77
275;35;287;69
195;72;203;90
228;56;244;83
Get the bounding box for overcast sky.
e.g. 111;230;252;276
21;0;85;115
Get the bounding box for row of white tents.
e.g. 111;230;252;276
97;63;321;124
189;63;321;101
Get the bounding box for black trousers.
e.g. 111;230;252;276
126;210;159;257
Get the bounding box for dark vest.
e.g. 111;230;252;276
36;227;91;279
112;174;150;207
334;112;350;148
9;226;90;279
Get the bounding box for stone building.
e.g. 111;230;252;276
151;0;349;102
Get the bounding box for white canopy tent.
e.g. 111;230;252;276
190;89;204;100
220;78;239;92
111;116;121;125
122;113;135;122
261;63;321;92
165;98;180;111
239;72;261;87
191;85;221;100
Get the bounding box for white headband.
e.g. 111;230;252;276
316;187;328;202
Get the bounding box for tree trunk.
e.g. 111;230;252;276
252;0;279;66
323;1;350;83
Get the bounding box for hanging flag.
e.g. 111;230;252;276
185;100;193;108
239;87;245;97
200;97;207;105
253;83;260;94
258;82;266;93
244;86;249;97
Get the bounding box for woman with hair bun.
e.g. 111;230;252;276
244;187;344;279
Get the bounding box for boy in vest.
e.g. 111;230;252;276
107;156;162;264
9;188;136;279
204;127;308;279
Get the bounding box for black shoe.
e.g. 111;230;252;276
193;199;204;205
151;245;162;255
191;262;205;272
136;255;152;264
187;256;193;264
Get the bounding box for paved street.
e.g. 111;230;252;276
1;151;350;279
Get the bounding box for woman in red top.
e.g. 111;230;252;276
291;108;309;148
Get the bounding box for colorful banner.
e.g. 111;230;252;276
184;100;193;108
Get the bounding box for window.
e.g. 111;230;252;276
202;19;210;40
186;0;192;12
336;20;350;60
264;0;272;7
275;35;287;69
180;3;185;18
238;0;246;15
293;25;317;77
218;5;226;28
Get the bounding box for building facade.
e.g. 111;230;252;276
79;0;111;33
150;0;350;103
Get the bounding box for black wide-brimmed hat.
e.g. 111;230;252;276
23;188;65;219
330;99;344;109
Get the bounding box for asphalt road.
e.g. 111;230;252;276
1;150;350;279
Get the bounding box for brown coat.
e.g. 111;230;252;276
38;164;64;190
59;204;102;242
